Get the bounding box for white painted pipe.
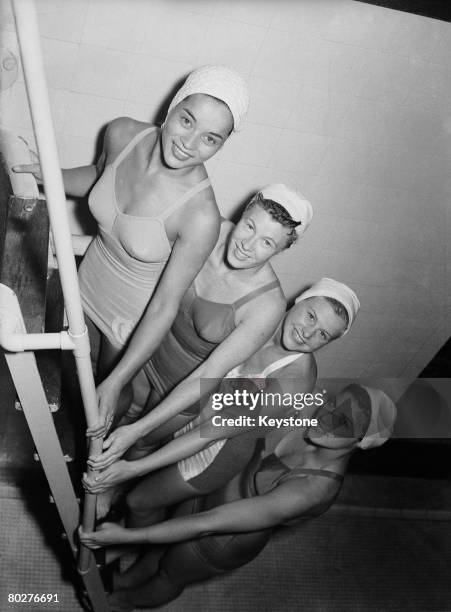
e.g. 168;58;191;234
0;330;75;352
12;0;102;574
0;284;75;351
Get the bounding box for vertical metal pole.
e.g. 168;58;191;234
12;0;102;576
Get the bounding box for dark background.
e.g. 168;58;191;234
357;0;451;21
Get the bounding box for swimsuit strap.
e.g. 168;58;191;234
159;177;212;220
111;126;157;168
289;468;344;482
259;353;302;379
233;279;281;310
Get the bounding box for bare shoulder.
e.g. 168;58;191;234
103;117;153;158
220;218;235;236
180;187;221;240
281;470;341;518
279;353;317;393
245;282;286;320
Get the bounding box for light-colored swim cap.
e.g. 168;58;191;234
295;277;360;334
259;183;313;234
357;386;397;450
166;65;250;132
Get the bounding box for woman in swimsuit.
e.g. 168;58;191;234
97;183;313;443
13;65;249;433
80;384;397;611
84;279;361;525
88;182;313;517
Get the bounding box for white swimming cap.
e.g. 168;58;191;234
166;65;250;132
357;386;397;450
295;277;360;334
259;184;313;234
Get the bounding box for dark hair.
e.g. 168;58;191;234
323;296;349;331
245;192;300;248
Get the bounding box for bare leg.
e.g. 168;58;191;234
112;544;167;590
94;336;133;519
123;388;195;461
118;368;151;426
84;316;102;378
111;526;271;608
126;463;198;528
111;537;227;609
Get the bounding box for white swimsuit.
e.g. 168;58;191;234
176;353;303;482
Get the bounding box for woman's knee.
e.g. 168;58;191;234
125;486;150;517
127;568;184;608
125;482;166;519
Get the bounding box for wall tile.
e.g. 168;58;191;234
165;0;218;17
308;174;362;218
41;38;79;90
199;18;267;75
252;29;303;82
73;45;135;100
213;0;277;28
128;57;193;108
215;197;236;219
335;99;390;148
62;93;125;140
317;138;393;188
247;77;301;129
219;123;282;167
48;88;70;133
305;40;370;97
288;86;351;137
269;130;329;176
360;51;417;106
405;60;451;115
211;161;273;209
382;10;438;62
57;132;96;168
138;9;210;64
322;1;397;51
430;20;451;66
388;146;448;194
82;0;152;52
272;0;345;38
122;102;159;124
37;0;89;43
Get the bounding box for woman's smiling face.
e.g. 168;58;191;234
161;94;233;169
226;203;291;270
282;296;347;353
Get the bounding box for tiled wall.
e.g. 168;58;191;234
1;0;450;380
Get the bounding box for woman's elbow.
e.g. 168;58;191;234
145;296;178;323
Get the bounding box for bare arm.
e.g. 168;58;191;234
80;476;338;548
90;289;285;462
90;201;220;436
84;424;218;491
11;116;143;197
